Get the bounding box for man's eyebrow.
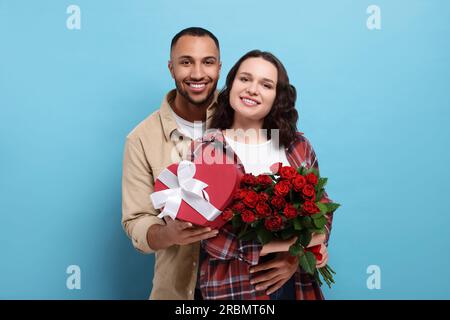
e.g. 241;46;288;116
176;56;218;61
238;72;276;84
177;55;193;60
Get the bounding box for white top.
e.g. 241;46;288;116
170;109;205;140
224;135;290;175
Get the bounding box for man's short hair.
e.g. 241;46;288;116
170;27;220;53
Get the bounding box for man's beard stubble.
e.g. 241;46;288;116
175;80;217;106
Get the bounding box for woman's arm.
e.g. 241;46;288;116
260;237;298;256
260;232;328;256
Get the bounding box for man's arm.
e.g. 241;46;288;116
121;137;218;253
121;137;165;254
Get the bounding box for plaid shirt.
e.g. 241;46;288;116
190;129;334;300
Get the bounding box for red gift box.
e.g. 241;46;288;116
151;160;242;229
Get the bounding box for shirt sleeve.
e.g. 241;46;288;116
201;225;262;266
306;138;334;248
121;137;165;254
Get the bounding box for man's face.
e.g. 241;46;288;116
169;35;221;106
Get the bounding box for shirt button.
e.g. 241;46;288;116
193;262;196;267
189;290;193;295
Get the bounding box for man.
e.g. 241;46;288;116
121;27;302;300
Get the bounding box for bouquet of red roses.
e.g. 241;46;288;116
221;163;340;288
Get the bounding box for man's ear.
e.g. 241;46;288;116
168;60;175;79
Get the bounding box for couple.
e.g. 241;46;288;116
121;27;334;300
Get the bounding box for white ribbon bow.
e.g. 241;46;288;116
150;160;222;221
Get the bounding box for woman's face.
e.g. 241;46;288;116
229;57;278;123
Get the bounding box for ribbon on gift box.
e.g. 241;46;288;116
150;160;222;221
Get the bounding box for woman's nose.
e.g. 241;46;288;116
246;82;258;95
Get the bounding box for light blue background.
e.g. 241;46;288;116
1;0;449;299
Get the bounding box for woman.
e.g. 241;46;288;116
190;50;334;300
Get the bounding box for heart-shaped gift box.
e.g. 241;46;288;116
152;160;242;229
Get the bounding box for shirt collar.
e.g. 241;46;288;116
160;89;218;141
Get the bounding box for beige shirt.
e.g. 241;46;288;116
121;89;216;300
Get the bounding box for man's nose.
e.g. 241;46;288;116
190;63;205;80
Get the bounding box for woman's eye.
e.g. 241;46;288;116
240;77;248;82
263;83;273;89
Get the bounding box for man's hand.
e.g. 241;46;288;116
147;217;218;250
249;252;298;295
249;233;329;295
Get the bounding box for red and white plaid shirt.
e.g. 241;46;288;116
190;129;334;300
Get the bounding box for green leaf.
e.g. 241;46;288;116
313;216;327;229
289;243;303;257
316;190;324;201
256;227;273;244
298;231;312;248
299;251;317;275
231;216;242;231
251;219;263;229
301;216;313;229
296;167;305;175
311;212;324;220
293;217;302;231
304;167;319;177
281;227;295;240
325;202;341;213
317;203;328;214
317;177;328;191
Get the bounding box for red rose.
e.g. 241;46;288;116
302;200;320;215
279;166;297;180
264;214;283;231
270;162;283;174
271;196;286;210
283;204;298;219
222;208;234;221
243;190;259;208
274;180;292;197
292;174;306;192
242;173;257;186
305;172;318;185
258;192;270;202
256;175;273;187
302;184;315;198
233;188;248;200
256;202;272;217
242;210;256;223
306;244;323;261
232;201;246;213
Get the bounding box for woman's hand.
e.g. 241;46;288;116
260;232;326;257
315;244;329;268
308;232;326;248
260;237;298;256
307;233;328;268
